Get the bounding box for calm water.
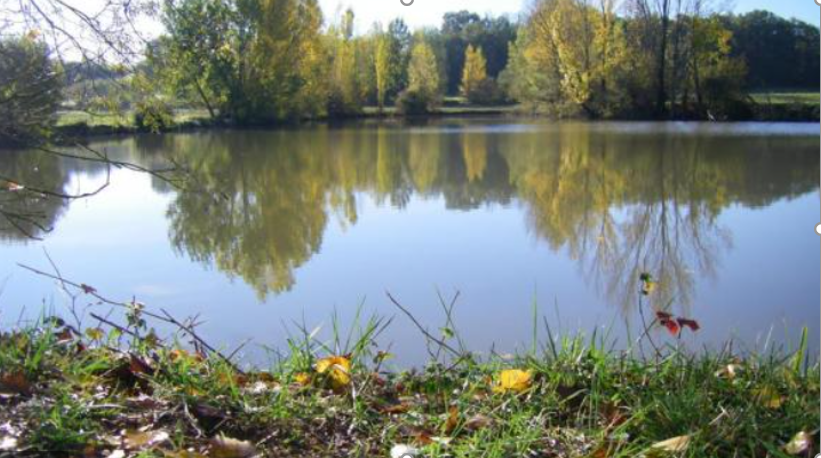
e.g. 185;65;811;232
1;120;819;365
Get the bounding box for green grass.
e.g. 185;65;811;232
55;109;213;128
748;91;819;105
0;299;817;458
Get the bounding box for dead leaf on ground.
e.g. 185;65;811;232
0;436;18;451
650;435;691;453
381;402;412;414
0;372;31;395
464;414;492;430
315;356;352;391
210;435;257;458
444;406;459;434
124;429;170;450
753;386;784;409
783;431;813;455
493;369;533;394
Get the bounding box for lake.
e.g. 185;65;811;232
1;120;818;366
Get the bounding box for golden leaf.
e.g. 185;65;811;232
85;328;105;341
294;372;311;386
493;369;533;394
315;356;352;391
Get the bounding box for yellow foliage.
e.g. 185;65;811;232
493;369;533;393
315;356;352;390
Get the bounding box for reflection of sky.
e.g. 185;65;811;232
0;150;818;366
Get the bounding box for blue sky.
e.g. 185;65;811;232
319;0;820;31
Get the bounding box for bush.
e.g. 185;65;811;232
466;78;505;105
396;89;437;115
134;99;174;133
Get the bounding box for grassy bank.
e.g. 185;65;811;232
0;278;818;457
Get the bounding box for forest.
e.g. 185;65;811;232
0;0;819;142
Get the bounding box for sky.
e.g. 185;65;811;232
320;0;820;31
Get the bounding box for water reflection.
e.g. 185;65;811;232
143;123;817;308
2;122;818;315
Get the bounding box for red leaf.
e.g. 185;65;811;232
677;318;700;332
80;284;97;295
655;311;673;321
660;318;680;336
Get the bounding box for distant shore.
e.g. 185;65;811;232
52;96;820;143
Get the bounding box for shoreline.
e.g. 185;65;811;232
50;103;820;145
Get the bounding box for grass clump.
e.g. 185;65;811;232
0;280;817;458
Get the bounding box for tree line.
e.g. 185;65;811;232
1;0;819;140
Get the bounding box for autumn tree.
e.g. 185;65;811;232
397;36;441;113
460;45;487;101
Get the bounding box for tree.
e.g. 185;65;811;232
506;0;629;117
386;19;412;101
404;36;441;111
460;45;487;101
0;35;63;144
328;9;364;115
374;31;392;111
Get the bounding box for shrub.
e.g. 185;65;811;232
134;99;174;133
466;78;505;105
396;89;437;115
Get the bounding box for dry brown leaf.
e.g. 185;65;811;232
444;406;459;434
463;414;492;431
210;435;257;458
650;435;690;453
381;402;411;414
124;429;170;450
0;372;31;395
783;431;813;455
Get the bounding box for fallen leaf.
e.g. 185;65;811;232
390;444;420;458
0;372;31;395
642;280;657;295
381;402;411;414
753;386;784;409
55;327;74;343
463;414;492;430
444;406;459;434
294;372;311;386
0;436;17;451
315;356;352;391
210;435;257;458
129;354;154;376
124;429;170;450
650;435;690;453
784;430;813;455
493;369;533;394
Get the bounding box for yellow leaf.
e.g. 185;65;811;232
784;431;812;455
294;372;311;386
85;328;104;341
753;386;784;409
315;356;352;391
493;369;533;394
650;435;690;453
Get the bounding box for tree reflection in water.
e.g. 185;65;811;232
6;123;816;313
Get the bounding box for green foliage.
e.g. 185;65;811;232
406;37;441;110
396;88;435;115
134;98;175;133
0;35;63;144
